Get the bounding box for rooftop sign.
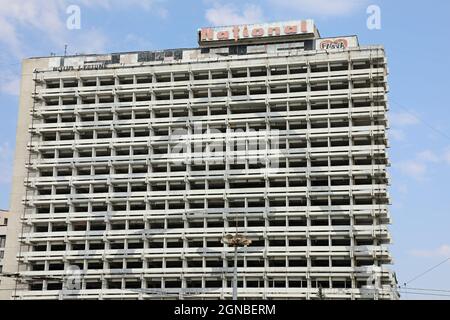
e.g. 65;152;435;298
198;20;319;47
316;36;359;51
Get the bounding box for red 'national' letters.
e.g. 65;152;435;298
200;21;310;42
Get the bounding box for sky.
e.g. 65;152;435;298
0;0;449;300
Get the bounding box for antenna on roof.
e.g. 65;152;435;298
64;44;68;57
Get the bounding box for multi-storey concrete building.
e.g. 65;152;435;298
0;20;398;300
0;210;10;275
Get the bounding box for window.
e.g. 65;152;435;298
0;236;6;248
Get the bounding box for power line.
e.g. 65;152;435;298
3;274;450;298
390;98;450;142
0;61;21;68
398;290;450;298
403;257;450;286
401;287;450;294
0;286;447;298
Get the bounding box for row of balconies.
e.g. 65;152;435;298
28;159;388;173
30;175;389;187
36;47;385;81
29;140;387;160
20;244;392;258
27;175;389;192
20;228;392;246
29;145;388;163
20;277;393;289
31;183;389;196
32;119;386;136
21;214;390;228
24;217;389;231
22;256;393;272
38;84;385;101
30;106;386;129
32;107;387;130
30;122;386;137
34;82;386;105
19;275;394;290
28;189;389;205
37;77;386;104
32;131;387;149
22;267;394;280
21;242;391;254
21;210;391;228
31;142;387;158
32;169;388;181
35;86;386;109
22;222;391;236
28;163;389;180
18;268;395;284
31;176;388;187
31;118;384;135
38;65;385;94
20;244;392;259
30;153;387;172
30;148;387;166
19;265;395;280
49;208;382;220
22;202;390;216
33;95;386;116
38;78;386;101
38;60;385;86
29;196;390;212
27;184;388;200
27;174;389;191
14;288;397;300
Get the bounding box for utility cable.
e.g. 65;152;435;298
403;257;450;286
390;98;450;142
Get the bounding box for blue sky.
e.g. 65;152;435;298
0;0;449;299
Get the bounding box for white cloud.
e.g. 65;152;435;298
156;7;169;19
0;0;168;59
0;0;110;95
398;160;427;180
77;0;165;11
418;150;441;163
0;0;169;96
0;142;14;185
0;0;66;51
390;111;420;127
70;28;108;55
0;0;87;60
415;148;450;166
397;148;450;180
268;0;368;16
0;15;22;57
397;184;408;195
410;245;450;258
0;73;21;96
124;34;153;51
388;112;420;142
205;3;264;26
76;0;169;18
389;129;406;142
445;150;450;165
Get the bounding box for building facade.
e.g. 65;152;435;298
0;20;398;300
0;210;10;275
